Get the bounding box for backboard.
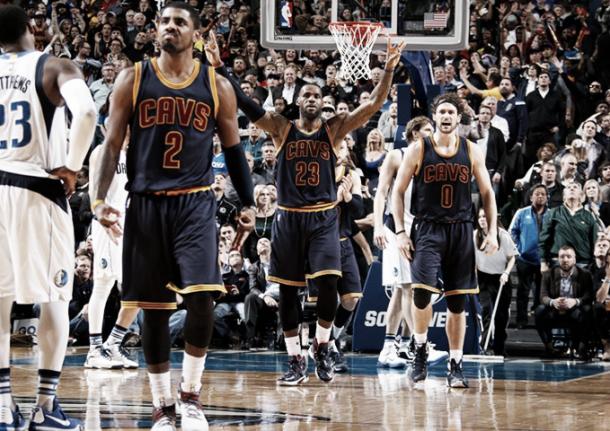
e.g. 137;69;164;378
261;0;469;51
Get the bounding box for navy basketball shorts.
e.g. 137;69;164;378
269;208;341;287
308;238;362;301
410;219;478;296
122;190;223;310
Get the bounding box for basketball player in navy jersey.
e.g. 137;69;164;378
0;5;96;430
205;32;405;384
392;93;499;388
93;4;255;430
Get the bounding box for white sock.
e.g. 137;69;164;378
285;335;301;356
332;324;344;340
414;332;427;345
450;350;463;363
315;323;331;344
148;372;174;408
181;352;206;393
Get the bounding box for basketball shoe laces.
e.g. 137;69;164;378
153;405;176;425
180;391;205;419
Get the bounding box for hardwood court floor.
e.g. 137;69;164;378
9;347;610;430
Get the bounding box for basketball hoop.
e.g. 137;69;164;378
329;21;384;84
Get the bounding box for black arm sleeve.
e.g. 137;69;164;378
224;144;255;207
215;65;266;123
348;194;364;219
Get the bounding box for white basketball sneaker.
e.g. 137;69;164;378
105;343;139;369
178;388;208;431
84;346;123;369
377;343;407;368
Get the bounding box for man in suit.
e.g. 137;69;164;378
271;65;302;110
474;105;506;199
244;238;280;349
525;70;565;167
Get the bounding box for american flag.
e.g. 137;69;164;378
423;12;449;29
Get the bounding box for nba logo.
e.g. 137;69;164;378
280;0;293;28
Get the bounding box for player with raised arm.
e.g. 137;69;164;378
92;3;255;430
206;32;405;384
0;5;96;430
392;93;498;388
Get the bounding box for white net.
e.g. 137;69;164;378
329;22;384;84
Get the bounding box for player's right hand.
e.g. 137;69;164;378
49;166;77;197
373;226;387;250
204;31;223;67
396;232;414;261
94;203;123;244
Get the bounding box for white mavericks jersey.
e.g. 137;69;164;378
106;149;128;213
0;51;68;177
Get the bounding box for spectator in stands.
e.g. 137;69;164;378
89;62;115;111
481;96;510;143
583;179;607;228
540;182;598;271
535;245;593;358
241;122;266;166
558;152;583;185
510;184;549;328
472;104;506;198
244;238;279;349
214;250;249;341
516;144;557;198
525;70;565;167
224;150;266;203
593;249;610;361
363;128;386;194
475;209;518;355
68;255;95;345
213;174;238;228
243;185;276;263
254;141;277;184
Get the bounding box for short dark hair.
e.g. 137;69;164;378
539;70;551;79
0;5;30;46
161;2;201;29
432;93;463;115
529;183;548;198
558;244;575;254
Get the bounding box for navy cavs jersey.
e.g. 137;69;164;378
411;136;473;223
276;121;337;208
128;58;218;192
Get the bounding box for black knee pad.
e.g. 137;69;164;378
311;275;339;323
183;292;215;348
142;309;172;365
413;289;432;310
446;295;466;314
279;285;302;331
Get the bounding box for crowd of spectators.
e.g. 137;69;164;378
6;0;610;360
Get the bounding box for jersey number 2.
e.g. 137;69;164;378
0;101;32;149
163;131;183;169
295;161;320;186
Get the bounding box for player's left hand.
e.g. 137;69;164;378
480;233;499;255
384;38;406;71
49;166;77;197
204;31;223;68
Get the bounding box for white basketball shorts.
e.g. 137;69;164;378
381;226;412;286
0;174;74;303
91;218;123;285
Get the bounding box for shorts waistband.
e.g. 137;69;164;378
340;237;349;241
278;202;336;212
147;185;212;197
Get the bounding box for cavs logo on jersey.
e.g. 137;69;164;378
54;270;69;288
423;163;470;184
137;97;211;132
